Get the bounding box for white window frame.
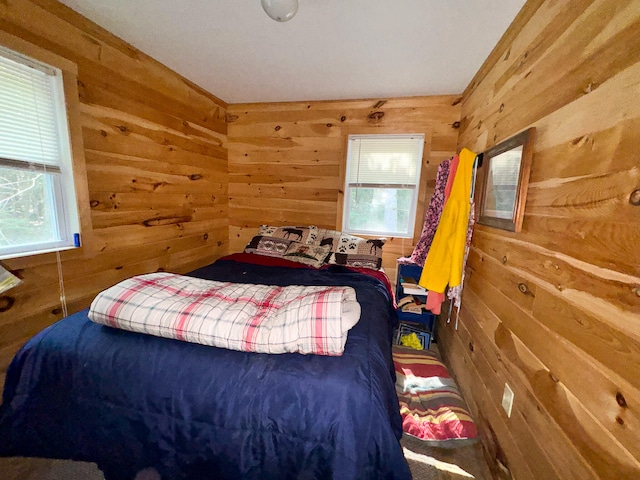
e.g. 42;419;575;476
342;134;425;238
0;45;80;260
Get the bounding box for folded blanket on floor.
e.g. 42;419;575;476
393;346;478;447
89;272;361;355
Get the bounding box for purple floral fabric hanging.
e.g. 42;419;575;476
407;158;451;267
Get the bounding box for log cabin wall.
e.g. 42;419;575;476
440;0;640;478
227;97;461;280
0;0;229;389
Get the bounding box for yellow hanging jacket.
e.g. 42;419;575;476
419;147;476;293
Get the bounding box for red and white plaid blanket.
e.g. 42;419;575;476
88;272;361;355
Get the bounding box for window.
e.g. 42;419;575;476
0;45;80;259
343;134;425;237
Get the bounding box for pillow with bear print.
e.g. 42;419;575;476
258;225;318;245
327;233;386;270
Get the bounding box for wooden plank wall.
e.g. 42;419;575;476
227;96;460;281
439;0;640;478
0;0;229;389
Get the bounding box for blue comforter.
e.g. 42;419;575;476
0;256;410;479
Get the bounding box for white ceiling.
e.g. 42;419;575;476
57;0;526;104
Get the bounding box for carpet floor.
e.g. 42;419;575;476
401;434;491;480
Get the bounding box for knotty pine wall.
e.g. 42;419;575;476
438;0;640;479
227;97;460;281
0;0;229;388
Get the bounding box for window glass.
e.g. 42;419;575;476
0;46;79;259
343;135;424;237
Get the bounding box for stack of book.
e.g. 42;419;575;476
399;275;427;295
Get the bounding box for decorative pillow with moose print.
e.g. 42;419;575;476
258;225;318;245
325;232;386;270
315;228;343;253
282;243;331;268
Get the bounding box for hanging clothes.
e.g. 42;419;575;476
447;199;476;309
405;158;451;267
419;148;477;314
444;154;460;199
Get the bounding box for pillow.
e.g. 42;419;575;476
327;233;386;270
314;228;343;253
282;243;331;268
258;225;318;244
244;235;292;258
393;346;478;446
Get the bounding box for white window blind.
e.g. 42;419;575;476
0;49;61;170
346;135;424;187
343;134;424;237
0;45;79;259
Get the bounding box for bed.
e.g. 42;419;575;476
0;252;411;479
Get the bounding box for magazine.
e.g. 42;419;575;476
0;265;21;294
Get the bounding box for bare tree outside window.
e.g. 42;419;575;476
0;166;57;247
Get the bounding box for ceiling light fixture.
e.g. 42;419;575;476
261;0;298;22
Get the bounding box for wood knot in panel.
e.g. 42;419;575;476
468;342;474;352
340;116;347;122
203;233;209;240
518;283;534;297
90;200;100;208
51;307;62;315
616;416;625;425
367;111;385;123
225;114;239;123
616;392;628;408
571;135;591;147
274;125;281;131
0;296;15;313
452;121;461;129
502;256;508;264
629;188;640;206
188;174;203;181
373;100;387;109
143;216;192;227
549;371;559;383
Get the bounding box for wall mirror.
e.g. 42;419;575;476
477;127;535;232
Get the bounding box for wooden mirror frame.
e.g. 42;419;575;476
477;128;535;232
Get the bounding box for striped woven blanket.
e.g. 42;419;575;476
89;272;361;355
393;346;478;446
